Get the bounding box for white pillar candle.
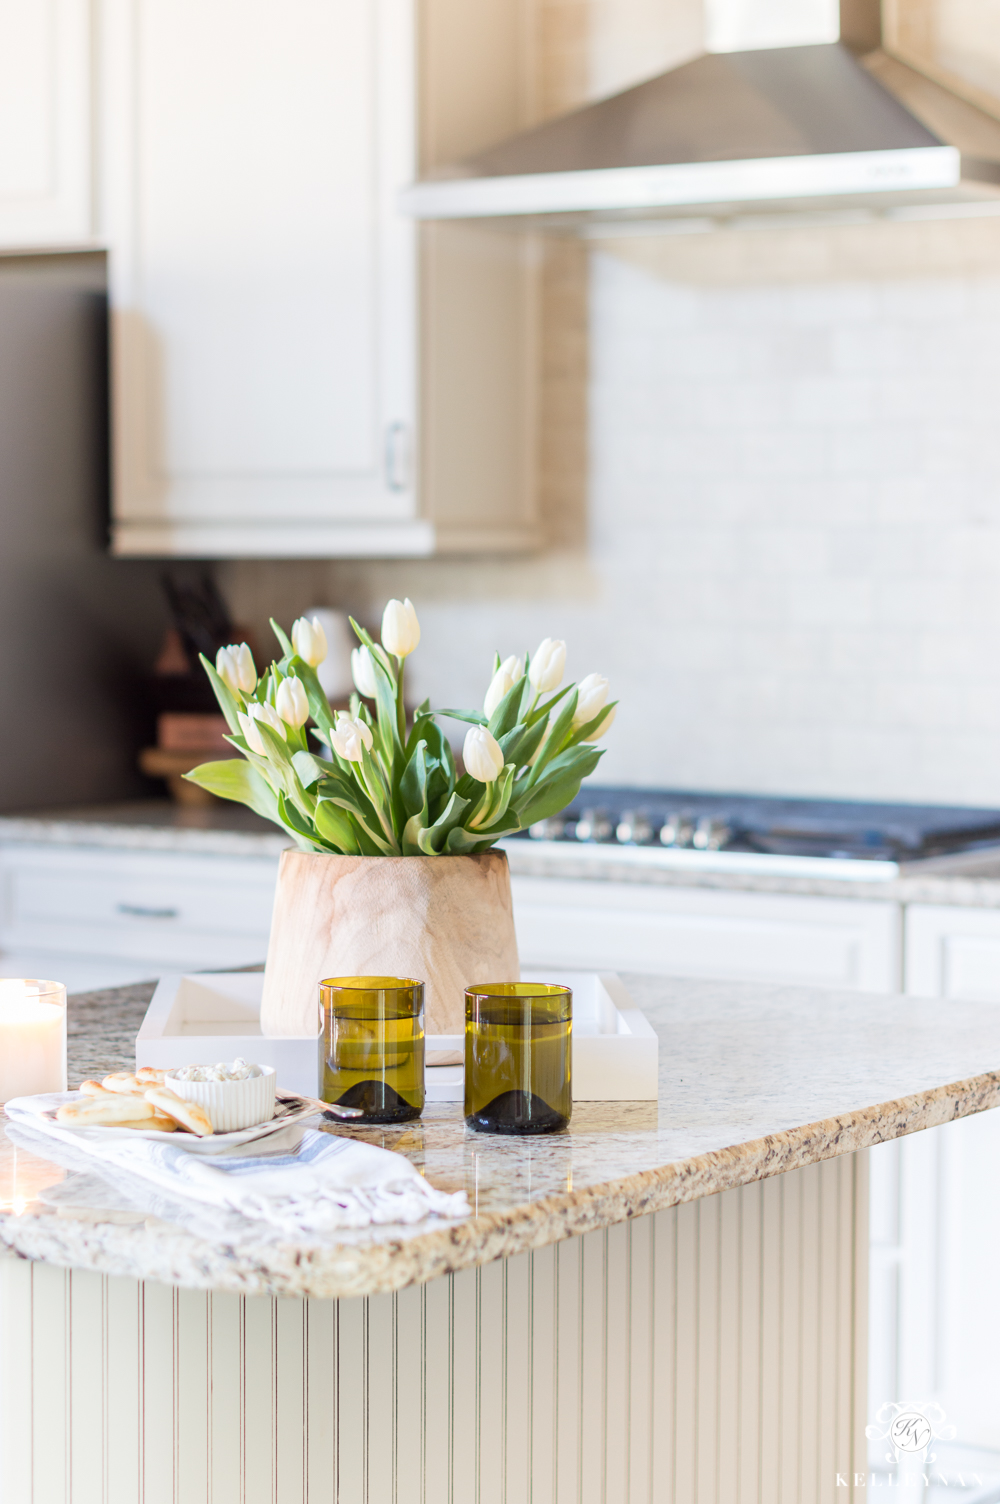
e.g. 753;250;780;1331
0;980;67;1103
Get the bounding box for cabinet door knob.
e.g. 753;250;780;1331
384;422;410;492
116;903;179;920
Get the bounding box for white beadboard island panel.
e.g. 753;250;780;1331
0;1152;867;1504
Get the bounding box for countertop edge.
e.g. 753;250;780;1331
4;1068;996;1298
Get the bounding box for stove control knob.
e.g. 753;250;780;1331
692;817;731;851
659;813;694;848
576;808;614;843
616;810;654;845
530;817;566;841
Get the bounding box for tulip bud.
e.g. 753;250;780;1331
237;701;285;755
528;638;566;694
381;597;420;658
484;654;525;718
216;642;257;695
291;615;328;667
331;714;374;763
484;667;515;719
582;704;616;742
464;725;505;783
351;645;379;698
276;675;309;729
573;673;610;727
237;711;265;755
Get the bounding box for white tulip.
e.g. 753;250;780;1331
582;704;616;742
237;712;264;755
464;725;504;783
573;673;610;727
483;655;524;719
499;654;524;684
484;668;515;719
238;701;285;755
528;638;566;694
276;675;309;729
291;615;328;667
382;597;420;658
331;714;374;763
216;642;257;695
351;645;379;698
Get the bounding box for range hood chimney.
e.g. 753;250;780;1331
401;0;1000;227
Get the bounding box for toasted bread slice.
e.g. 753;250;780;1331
101;1073;147;1095
144;1087;214;1137
57;1094;156;1126
116;1113;178;1132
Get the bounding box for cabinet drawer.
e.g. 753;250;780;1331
0;845;279;964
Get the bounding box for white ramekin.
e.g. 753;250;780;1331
165;1066;277;1133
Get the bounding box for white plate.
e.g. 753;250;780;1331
41;1090;322;1155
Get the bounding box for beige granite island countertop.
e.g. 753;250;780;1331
2;973;1000;1299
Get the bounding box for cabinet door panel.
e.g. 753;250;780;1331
898;904;1000;1451
906;902;1000;1002
139;0;375;477
0;0;91;247
104;0;418;554
511;877;901;993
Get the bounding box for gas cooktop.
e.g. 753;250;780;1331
507;787;1000;877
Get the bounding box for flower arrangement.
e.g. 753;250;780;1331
186;598;616;856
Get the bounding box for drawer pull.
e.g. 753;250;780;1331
116;903;179;921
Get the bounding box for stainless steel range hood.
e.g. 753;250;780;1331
401;3;1000;227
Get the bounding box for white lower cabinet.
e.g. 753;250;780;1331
891;904;1000;1452
0;844;279;987
511;876;902;991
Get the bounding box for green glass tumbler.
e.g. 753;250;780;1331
464;982;572;1135
321;976;425;1124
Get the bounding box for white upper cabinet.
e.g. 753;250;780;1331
0;0;92;248
1;0;541;557
101;0;424;557
98;0;540;558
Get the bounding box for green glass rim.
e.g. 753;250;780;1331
320;976;423;993
463;982;572;1000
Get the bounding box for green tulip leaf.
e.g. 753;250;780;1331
198;654;243;735
488;678;528;740
314;798;360;853
183;759;281;825
436;707;487;727
292;751;332;790
400;741;429;820
524;689;578;789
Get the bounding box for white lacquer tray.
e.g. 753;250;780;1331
136;970;658;1103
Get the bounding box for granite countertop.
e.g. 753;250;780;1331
4;800;1000;905
0;801;290;858
2;974;1000;1299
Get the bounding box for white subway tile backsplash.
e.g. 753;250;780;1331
577;245;1000;802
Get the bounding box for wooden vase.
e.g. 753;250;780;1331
260;849;520;1042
